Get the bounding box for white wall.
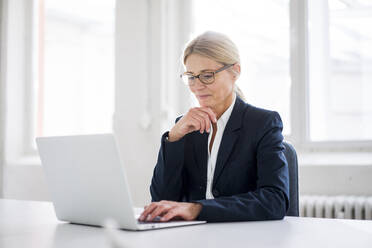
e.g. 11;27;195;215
114;0;159;207
3;162;49;201
113;0;191;206
300;165;372;196
299;153;372;196
1;0;47;201
0;0;5;198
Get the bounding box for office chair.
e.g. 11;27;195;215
283;141;299;216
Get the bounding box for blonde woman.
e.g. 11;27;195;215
140;31;289;222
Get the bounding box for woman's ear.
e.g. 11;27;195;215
233;63;241;75
232;63;241;79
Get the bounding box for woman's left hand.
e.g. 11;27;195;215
139;201;202;222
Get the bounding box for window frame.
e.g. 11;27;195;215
24;0;39;157
5;0;119;163
23;0;118;156
288;0;372;152
0;0;6;197
2;0;38;165
187;0;372;153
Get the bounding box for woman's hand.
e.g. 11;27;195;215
139;201;202;222
168;107;217;142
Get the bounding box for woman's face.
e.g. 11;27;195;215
185;54;238;110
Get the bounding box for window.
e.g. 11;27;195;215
32;0;115;148
193;0;372;148
308;0;372;141
192;0;291;135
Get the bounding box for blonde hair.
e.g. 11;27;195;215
183;31;246;102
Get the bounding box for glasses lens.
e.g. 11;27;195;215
199;72;214;84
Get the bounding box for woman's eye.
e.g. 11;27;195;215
202;74;213;79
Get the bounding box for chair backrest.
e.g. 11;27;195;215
283;141;299;216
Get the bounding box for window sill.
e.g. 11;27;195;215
6;155;42;167
7;152;372;167
298;152;372;167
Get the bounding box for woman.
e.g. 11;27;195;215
140;31;289;222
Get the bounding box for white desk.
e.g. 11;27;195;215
0;199;371;248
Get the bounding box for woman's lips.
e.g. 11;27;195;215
197;95;211;99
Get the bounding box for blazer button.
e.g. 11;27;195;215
212;189;220;197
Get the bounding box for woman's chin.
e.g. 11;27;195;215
196;95;216;107
198;100;211;107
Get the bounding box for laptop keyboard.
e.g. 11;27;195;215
137;216;162;224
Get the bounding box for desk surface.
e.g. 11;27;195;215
0;199;371;248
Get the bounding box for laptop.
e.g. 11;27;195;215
36;134;206;231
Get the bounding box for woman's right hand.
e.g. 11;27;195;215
168;107;217;142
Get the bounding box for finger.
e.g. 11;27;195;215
190;114;205;133
147;205;172;222
199;107;217;123
189;108;205;132
194;111;211;133
139;203;158;221
188;117;201;132
160;208;179;222
139;204;154;220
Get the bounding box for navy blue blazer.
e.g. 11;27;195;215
150;96;289;222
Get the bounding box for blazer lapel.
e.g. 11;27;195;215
193;132;209;184
212;96;246;188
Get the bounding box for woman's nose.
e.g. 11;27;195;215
193;78;206;88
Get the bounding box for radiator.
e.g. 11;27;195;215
300;195;372;220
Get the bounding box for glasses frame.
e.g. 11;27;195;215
180;63;235;86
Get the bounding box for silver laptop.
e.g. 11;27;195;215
36;134;206;231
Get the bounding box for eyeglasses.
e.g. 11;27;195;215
180;64;235;86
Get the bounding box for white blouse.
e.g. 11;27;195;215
205;93;236;199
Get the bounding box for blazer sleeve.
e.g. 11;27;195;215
150;117;185;201
195;111;289;222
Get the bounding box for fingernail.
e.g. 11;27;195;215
214;118;217;122
146;215;151;221
160;217;165;221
